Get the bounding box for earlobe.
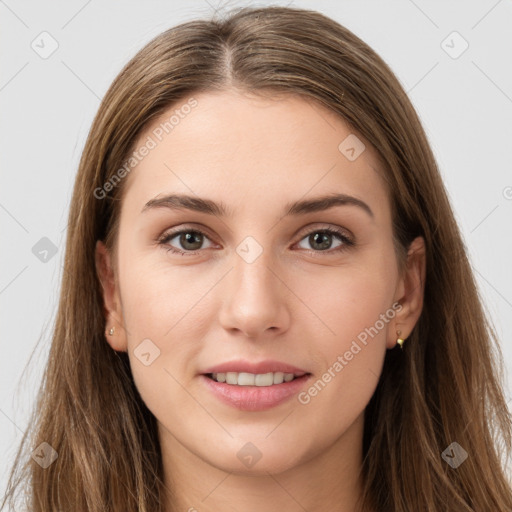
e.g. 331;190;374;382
388;236;427;349
95;240;128;352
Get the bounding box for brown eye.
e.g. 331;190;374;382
296;227;354;253
159;229;213;256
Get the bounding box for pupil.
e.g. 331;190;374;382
181;232;202;250
311;232;331;250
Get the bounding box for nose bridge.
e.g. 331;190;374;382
232;235;281;301
219;233;289;337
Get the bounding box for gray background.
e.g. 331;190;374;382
2;0;512;498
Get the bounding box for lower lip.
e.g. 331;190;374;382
200;374;312;411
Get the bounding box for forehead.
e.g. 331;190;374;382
119;90;389;222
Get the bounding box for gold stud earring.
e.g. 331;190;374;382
108;326;115;336
396;330;405;350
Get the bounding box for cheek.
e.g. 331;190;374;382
294;253;395;347
121;269;198;424
117;256;215;407
119;249;206;337
292;251;395;406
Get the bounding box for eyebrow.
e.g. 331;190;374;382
141;192;374;219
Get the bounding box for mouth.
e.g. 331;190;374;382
201;371;313;411
204;371;311;387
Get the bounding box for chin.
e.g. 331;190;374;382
202;436;312;476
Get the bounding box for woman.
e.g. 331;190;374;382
3;5;511;512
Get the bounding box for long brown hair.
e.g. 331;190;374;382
3;6;511;511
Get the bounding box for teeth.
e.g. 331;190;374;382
210;371;299;386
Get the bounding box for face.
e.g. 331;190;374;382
96;89;425;476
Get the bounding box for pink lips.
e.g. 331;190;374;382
200;359;312;411
201;359;309;376
201;374;312;411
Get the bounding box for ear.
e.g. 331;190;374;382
387;236;426;349
95;240;127;352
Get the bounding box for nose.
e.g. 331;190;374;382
218;248;290;339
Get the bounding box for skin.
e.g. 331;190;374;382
96;89;426;512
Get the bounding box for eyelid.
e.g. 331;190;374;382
295;222;353;240
157;222;216;241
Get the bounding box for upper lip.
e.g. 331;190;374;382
202;359;309;376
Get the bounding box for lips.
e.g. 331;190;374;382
201;359;310;377
201;373;313;411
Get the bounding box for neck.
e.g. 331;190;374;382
159;412;368;512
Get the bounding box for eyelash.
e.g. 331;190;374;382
157;225;355;257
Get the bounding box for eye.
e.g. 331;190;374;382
157;225;355;256
158;228;214;256
295;227;354;254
